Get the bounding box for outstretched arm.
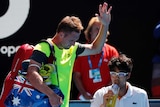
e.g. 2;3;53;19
79;2;112;56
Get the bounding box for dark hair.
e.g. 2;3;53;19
56;16;84;33
108;54;133;73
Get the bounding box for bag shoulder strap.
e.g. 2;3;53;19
39;39;59;86
39;39;56;63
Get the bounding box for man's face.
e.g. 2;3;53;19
110;68;130;88
61;31;81;49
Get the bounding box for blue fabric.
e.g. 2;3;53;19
4;75;64;107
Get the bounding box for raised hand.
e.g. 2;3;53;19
95;2;112;26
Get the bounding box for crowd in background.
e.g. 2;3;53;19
70;20;160;100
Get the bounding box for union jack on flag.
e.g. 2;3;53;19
13;75;34;96
4;75;52;107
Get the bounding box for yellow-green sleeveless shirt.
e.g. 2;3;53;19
34;39;78;107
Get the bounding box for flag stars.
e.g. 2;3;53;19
36;95;40;99
12;96;20;106
44;100;47;104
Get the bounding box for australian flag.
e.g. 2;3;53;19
4;75;64;107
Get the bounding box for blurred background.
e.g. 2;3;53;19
0;0;160;99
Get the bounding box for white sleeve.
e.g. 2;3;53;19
142;91;150;107
90;88;106;107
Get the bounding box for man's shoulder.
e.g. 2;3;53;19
103;43;119;55
34;40;52;57
132;86;147;93
129;83;148;96
104;43;117;50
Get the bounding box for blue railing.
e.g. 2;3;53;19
69;99;160;107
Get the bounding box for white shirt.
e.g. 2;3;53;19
90;82;150;107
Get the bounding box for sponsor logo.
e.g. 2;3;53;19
0;0;30;39
0;45;20;57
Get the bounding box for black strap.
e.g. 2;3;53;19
40;39;59;87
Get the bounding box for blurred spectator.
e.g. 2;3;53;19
72;16;119;100
151;21;160;98
152;55;160;97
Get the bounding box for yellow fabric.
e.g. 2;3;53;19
34;42;51;57
34;39;78;107
53;43;78;107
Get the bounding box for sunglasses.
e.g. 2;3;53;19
110;71;128;77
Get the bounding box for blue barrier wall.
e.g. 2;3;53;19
69;99;160;107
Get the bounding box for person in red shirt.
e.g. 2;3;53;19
72;16;119;100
